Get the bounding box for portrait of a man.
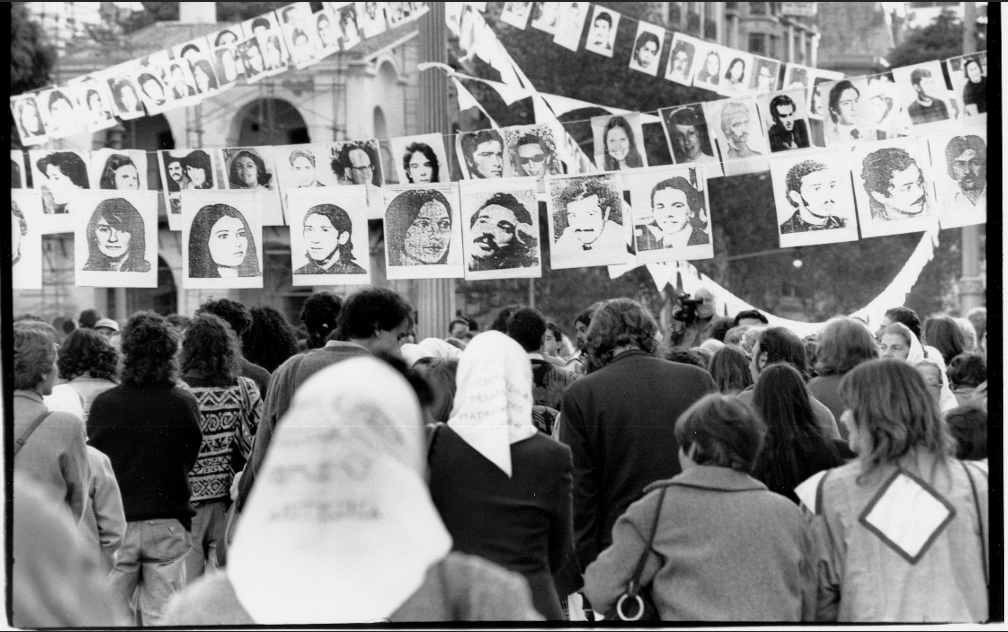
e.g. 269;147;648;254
825;79;869;144
295;204;366;275
287;149;326;188
508;130;559;179
860;147;928;222
779;160;847;233
635;177;710;252
718;101;762;160
766;93;810;152
585;8;616;56
550;176;625;262
751;59;779;94
665;37;696;84
460;130;505;179
333;141;382;186
629;27;662;76
662;106;717;164
467;192;539;272
943;134;986;212
906;67;951;125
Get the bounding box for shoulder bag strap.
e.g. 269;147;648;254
426;422;444;461
14;411;52;456
628;486;667;596
961;460;988;586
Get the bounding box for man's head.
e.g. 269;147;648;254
587;298;658;365
882;306;922;341
770;94;797;131
560;179;620;246
755;64;774;92
515;134;549;178
120;311;179;386
197;298;252;339
944;135;987;193
574;306;598;353
732;309;768;329
694;287;716;319
650;177;701;237
300;291;343;346
449;317;470;338
720;102;751;150
94;318;120;340
461;130;504;179
506;307;547;353
336;143;378;185
469;192;533;267
303;204;354;265
785;160;837;218
670;41;695;77
138;73;165;104
633;31;660;68
289;149;318;187
828;80;860;125
668;107;707;161
334;287;413;354
910;68;937;99
591;11;612;46
750;326;807;382
861;148;926;218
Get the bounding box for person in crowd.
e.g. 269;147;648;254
947;352;987;409
235;288;413;514
429;331;573;620
732;309;768;328
750;364;849;504
163;357;542;624
506;308;578;417
944;405;987;461
299;291;343;351
966;308;986;349
448;316;470;339
584;394;815;621
708;345;753;395
878;305;948;369
87;312;203;626
739;326;766;354
543;322;567;360
953;316;978;351
12;322;89;524
52;328;119;421
674;287;727;349
488;304;521;333
796;359;988;622
558;299;716;577
94;318;120;342
79;308;102;329
82;197;152;273
242;306;301;373
564;305;599;375
179;313;261;581
166;314;191;333
666;348;708;369
914;360;946;410
742;326;841;439
78;442;127;575
197;298;271;396
879;322;958;412
601;116;644;171
693;346;715;370
98;153;140;190
723;324;750;347
808;317;879;428
410;356;458;423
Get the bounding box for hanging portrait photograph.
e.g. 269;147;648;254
529;2;560;33
162;57;201;107
926;129;987;229
659;104;721;173
456;129;511;180
69;75;118;133
591;113;648;172
37;87;86;140
12;94;49;146
282;14;324;70
625;166;713;265
312;8;342;55
546;172;628;270
552;1;590;52
704;98;769;162
241;12;289;78
11;150;26;189
584;5;619;58
716;50;756;97
182;188;264;289
806;68;844;121
865;75;912;141
459;177;542;281
769;150;860;248
158;148;221;229
90;148;150;192
133;52;177;115
665;33;701;86
628;21;665;77
30;149;91;234
851;137;934;239
750;56;781;95
692;41;729;93
946;52;986;121
105;63;147;120
11;189;44;290
212;38;246;91
891;60;961;130
500;1;534;30
331;139;384;188
755;88;812;154
222;147;286;226
391;133;451;185
288;186;371;286
357;1;388;39
175;37;224;98
382;184;464;280
782;63;810;94
503;124;562;182
820;76;875;146
273;144;335;215
74;190;159;288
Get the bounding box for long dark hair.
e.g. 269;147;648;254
181;312;239;387
83;198;151;273
184;150;214;189
384;188;453;266
98;154;138;190
188;203;261;278
242;306;301;373
228;149;272;189
403;142;440;183
922;315;967;366
304;204;358;266
602;116;644;170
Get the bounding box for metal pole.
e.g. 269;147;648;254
959;1;984;313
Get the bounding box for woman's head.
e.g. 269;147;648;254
18;99;44;135
703;51;720;80
726;57;745;82
964;58;983;83
815;316;878;376
13;323;58;392
188;204;260;277
37;152;90;203
184;150;213;189
86;89;104;112
753;363;818;436
181;312;239;386
947;352;986;390
403;143;439;183
242;306;301;374
914;360;943;407
385;189;453;265
879;322;914;361
675;393;765;473
191;60;219;94
603;116;642;169
709;345;753;395
85;198;146;268
120;311;179;386
300;291;343;348
922;315;966;366
99;154;139;190
944;404;987;460
115;80;140;113
57;328;118;382
302;204;356;266
411;356;459;422
839;359;952;471
229;149;271;189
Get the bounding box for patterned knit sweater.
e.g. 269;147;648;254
181;375;262;504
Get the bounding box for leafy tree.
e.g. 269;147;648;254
887;9;985;69
10;3;56;149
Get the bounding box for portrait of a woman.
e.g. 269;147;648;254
228;149;273;190
403;143;440;183
83;198;151;273
111;79;143;115
696;50;721;86
386;189;454;266
84;87;114;128
725;57;747;92
12;200;27;266
17;98;46;139
191;60;219;95
36;152;90;214
188;203;261;278
602;116;644;171
295;204;366;275
184;150;215;190
98;154;141;190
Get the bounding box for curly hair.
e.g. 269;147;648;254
13;323;57;390
666;348;707;369
181;313;239;386
947;352;986;390
300;292;343;349
334;287;414;342
815;317;879;376
57;328;119;382
120;311;179;386
197;298;252;338
242;306;301;373
587;298;659;366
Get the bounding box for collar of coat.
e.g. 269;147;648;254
645;465;768;494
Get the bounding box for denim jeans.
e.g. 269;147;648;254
184;499;228;582
110;518;192;626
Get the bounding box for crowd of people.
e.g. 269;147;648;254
10;288;989;624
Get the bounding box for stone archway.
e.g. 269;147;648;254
234;98;311;146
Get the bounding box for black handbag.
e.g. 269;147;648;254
607;487;667;622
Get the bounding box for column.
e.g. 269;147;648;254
959;1;983;311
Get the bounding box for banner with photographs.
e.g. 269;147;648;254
287;186;371;285
625;166;714;265
11;190;44;290
74;190;160;288
221;147;286;226
459;177;542;281
383;184;465;280
769;150;860;248
181;189;265;289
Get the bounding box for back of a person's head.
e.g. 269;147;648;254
739;326;765;355
724;325;750;347
334;287;413;342
197;298;252;339
57;328;118;383
78;309;102;329
244;306;301;373
411;356;459;422
489;304;523;333
666;348;707;370
300;292;343;348
165;313;191;334
120;311;179;386
181;312;239;386
953;316;978;350
839;359;952;474
815;316;878;376
945;404;987;460
923;315;967;364
675;394;766;473
732;309;769;327
13;323;57;391
755;326;807;378
753;363;819;437
506;308;547;353
884;306;922;341
709;318;732;342
947;352;986;389
587;298;659;364
966;307;986;342
709;346;753;394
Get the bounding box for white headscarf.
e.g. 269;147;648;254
227;357;452;624
400;337;463;368
447;331;536;477
908;337;957;412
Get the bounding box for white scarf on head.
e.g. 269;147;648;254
447;331;536;477
907;337;957;412
227;357;452;624
401;338;462;368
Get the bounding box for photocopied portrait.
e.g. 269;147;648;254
500;2;534;29
331;139;384;192
851;138;934;239
182;189;264;289
552;2;590;52
30;150;91;234
337;5;362;51
865;76;912;141
665;33;700;86
282;15;323;70
105;63;146;120
628;22;665;77
69;75;118;133
133;52;176;115
241;12;289;78
213;39;246;89
11;190;44;290
546;173;628;270
625;166;714;265
927;130;986;229
659;105;720;170
692;41;726;92
750;57;781;95
163;58;201;106
584;5;618;57
90;148;149;192
383;184;464;280
592;113;648;172
717;52;755;97
806;68;844;120
12;94;49;146
756;88;812;153
705;98;768;162
892;61;960;128
11;150;26;189
504;124;562;182
529;2;560;33
391;134;450;185
37;87;85;140
459;177;542;281
783;63;810;93
172;37;222;98
357;1;388;39
74;190;158;288
946;53;986;119
769;150;859;249
222;147;285;226
457;129;510;180
821;77;874;146
288;186;370;285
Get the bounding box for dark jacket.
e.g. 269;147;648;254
768;120;810;152
635;222;709;252
88;382;203;530
557;349;717;568
428;426;573;620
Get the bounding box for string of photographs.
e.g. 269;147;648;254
10;1;430;146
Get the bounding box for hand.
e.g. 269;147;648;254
516;222;538;249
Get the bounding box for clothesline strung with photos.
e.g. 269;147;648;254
10;1;430;147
